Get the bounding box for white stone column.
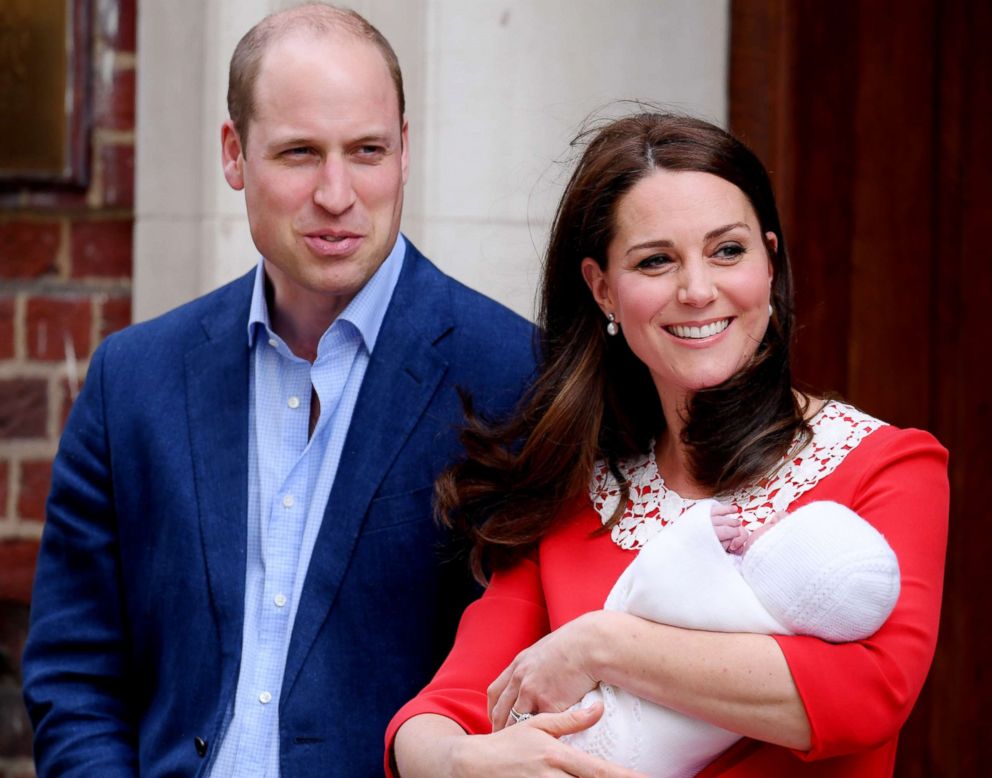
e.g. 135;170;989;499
135;0;728;322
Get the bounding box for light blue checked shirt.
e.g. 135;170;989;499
208;235;406;777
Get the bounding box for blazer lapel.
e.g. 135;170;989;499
185;274;254;662
283;246;453;695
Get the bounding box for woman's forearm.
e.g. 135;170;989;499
588;610;812;749
392;714;466;778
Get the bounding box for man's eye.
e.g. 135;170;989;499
283;147;314;157
357;145;385;157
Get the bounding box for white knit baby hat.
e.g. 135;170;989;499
740;501;901;642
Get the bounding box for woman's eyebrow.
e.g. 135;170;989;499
625;239;674;256
625;222;751;256
704;222;750;241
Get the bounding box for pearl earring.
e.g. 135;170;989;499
768;303;774;317
606;313;619;336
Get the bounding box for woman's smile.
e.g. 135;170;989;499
663;317;733;341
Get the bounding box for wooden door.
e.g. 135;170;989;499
730;1;992;774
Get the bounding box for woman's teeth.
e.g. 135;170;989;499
666;319;730;339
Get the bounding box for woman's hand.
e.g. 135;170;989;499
455;704;647;777
489;612;604;732
492;609;811;750
395;704;648;778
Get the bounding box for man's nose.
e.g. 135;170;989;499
313;156;357;214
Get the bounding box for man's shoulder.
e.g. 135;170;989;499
399;243;535;348
392;245;537;409
101;269;255;357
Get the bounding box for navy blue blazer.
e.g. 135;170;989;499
23;243;536;777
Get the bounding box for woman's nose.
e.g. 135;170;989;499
676;261;717;307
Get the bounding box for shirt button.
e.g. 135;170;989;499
287;396;300;409
259;691;272;704
268;338;277;348
282;494;294;508
274;594;287;607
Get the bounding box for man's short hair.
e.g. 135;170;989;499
227;2;406;148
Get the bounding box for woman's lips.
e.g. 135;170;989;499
664;318;732;340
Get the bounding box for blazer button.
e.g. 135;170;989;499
194;736;208;758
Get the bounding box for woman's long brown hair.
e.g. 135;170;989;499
438;113;810;583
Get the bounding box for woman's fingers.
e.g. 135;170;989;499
525;707;649;778
489;665;526;732
487;661;512;729
531;701;603;738
489;614;603;731
452;705;649;778
489;650;549;731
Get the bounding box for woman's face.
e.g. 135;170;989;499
582;169;776;411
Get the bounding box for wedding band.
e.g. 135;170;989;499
509;708;534;724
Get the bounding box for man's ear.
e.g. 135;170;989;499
400;119;410;186
581;257;615;315
221;120;246;191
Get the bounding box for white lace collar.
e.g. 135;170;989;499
589;400;885;551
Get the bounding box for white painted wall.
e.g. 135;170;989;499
135;1;728;322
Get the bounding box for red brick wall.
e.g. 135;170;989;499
0;2;136;774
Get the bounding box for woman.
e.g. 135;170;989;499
387;114;948;777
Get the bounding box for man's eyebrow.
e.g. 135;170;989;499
275;137;313;147
351;132;395;146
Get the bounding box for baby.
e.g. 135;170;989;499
561;500;900;778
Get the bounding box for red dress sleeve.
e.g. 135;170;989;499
699;426;949;776
384;556;551;772
778;427;948;757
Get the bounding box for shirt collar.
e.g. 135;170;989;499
247;233;406;355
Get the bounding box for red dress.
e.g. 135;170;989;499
386;420;948;777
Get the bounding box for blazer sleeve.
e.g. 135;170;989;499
774;427;949;760
384;555;551;775
21;340;139;777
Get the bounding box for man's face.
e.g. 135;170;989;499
221;32;408;322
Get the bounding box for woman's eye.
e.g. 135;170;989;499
636;254;672;270
714;243;745;260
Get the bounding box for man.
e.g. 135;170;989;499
22;4;534;776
